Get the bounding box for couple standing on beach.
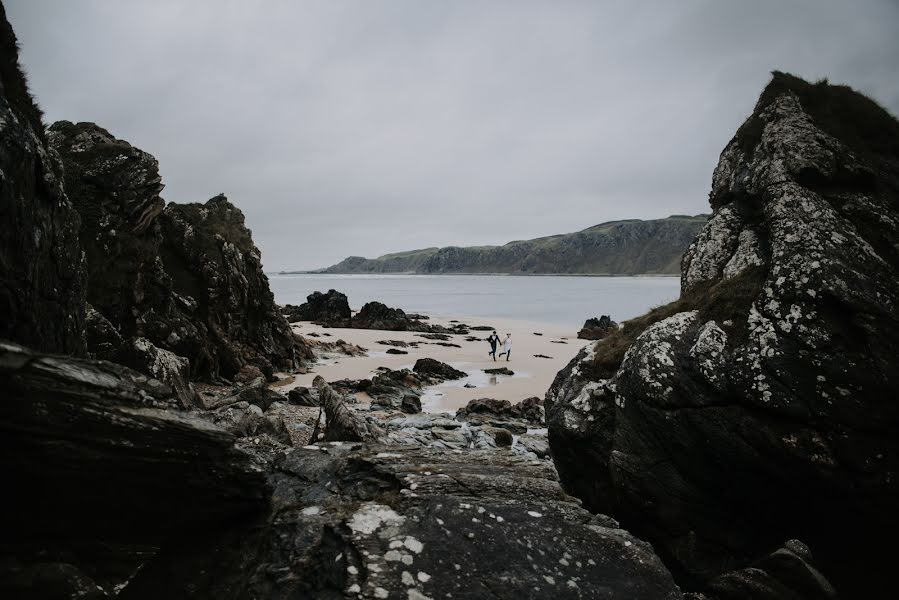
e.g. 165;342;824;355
488;331;512;361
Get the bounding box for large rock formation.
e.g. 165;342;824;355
0;341;268;595
0;6;85;355
158;194;307;378
311;214;708;275
282;288;351;325
49;119;306;381
546;72;899;597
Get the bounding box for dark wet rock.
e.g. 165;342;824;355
484;367;514;376
416;332;452;341
0;15;86;356
84;304;122;360
285;289;351;326
385;348;408;355
113;336;196;408
551;339;568;344
577;315;618;340
428;341;462;348
377;339;413;347
301;335;367;359
457;397;545;426
533;332;543;336
413;357;466;381
367;368;425;409
352;300;414;330
464;383;477;388
327;378;372;395
0;341;268;593
287;386;318;407
465;336;482;342
405;313;429;320
470;325;495;331
546;73;899;597
197;377;283;412
120;443;681;600
400;395;422;414
534;354;553;359
489;427;514;446
706;540;836;600
0;561;109;600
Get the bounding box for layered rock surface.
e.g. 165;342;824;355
547;73;899;597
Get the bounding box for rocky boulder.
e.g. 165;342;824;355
113;336;196;408
0;9;85;356
413;357;467;381
352;300;412;330
546;73;899;597
284;288;351;326
577;315;618;340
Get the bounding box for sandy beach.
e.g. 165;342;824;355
281;315;589;413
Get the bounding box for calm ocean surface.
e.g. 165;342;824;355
268;274;680;329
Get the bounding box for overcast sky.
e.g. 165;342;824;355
7;1;899;271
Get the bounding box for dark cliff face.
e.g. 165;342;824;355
49;121;306;381
48;121;171;340
158;195;306;379
547;73;899;597
0;6;85;354
317;215;707;275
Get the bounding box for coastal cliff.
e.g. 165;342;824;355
546;72;899;598
48;121;306;383
311;214;707;275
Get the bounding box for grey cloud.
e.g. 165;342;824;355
7;0;899;270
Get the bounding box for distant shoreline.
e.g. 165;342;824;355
270;271;681;278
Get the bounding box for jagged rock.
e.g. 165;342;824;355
0;11;86;356
113;336;195;408
287;386;318;407
84;304;122;360
0;340;268;592
400;395;422;414
315;378;384;442
484;367;514;376
49;118;307;382
577;315;618;340
546;73;899;597
157;195;307;379
285;289;351;326
413;357;466;381
119;443;682;599
385;348;407;355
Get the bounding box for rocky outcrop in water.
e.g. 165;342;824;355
282;288;351;325
577;315;618;340
546;73;899;597
312;215;708;275
0;8;85;356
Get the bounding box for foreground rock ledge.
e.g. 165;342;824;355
121;443;682;599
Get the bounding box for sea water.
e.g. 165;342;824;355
268;274;680;328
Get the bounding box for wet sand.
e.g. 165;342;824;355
284;316;589;413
